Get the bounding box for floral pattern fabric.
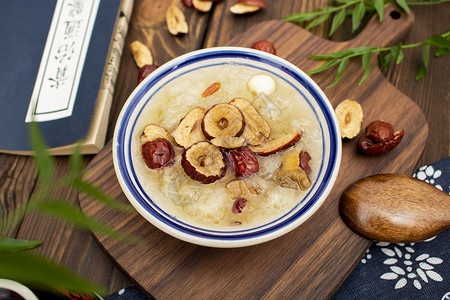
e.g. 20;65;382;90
333;157;450;300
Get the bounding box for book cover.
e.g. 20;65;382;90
0;0;133;155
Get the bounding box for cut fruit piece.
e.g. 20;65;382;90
274;149;311;190
142;138;175;170
249;131;302;156
172;107;207;148
335;99;363;139
141;124;173;145
166;5;189;35
181;141;227;184
193;0;212;12
229;97;271;146
210;136;246;149
227;146;259;177
230;3;261;14
226;179;259;201
202;103;244;140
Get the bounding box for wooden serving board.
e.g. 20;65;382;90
79;6;428;299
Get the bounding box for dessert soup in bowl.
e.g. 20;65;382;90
113;47;341;247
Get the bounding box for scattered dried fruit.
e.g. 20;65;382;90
335;99;363;139
202;103;245;139
357;120;404;155
227;146;259;177
249;131;302;156
226;179;259;201
142;138;175;170
182;0;193;8
229;97;271;146
210;136;246;149
193;0;212;12
238;0;267;8
130;40;153;68
166;5;189;35
202;82;221;98
137;65;159;84
172;107;207;148
230;2;261;14
247;74;276;95
141;124;173;145
181;141;227;184
232;197;247;214
275;149;311;190
366;120;394;142
251;40;276;55
299;150;312;174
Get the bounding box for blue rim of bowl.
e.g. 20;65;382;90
113;47;341;247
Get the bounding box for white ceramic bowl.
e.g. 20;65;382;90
113;47;341;248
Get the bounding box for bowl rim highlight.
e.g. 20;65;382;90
113;46;342;248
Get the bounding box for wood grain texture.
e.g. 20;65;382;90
340;174;450;242
79;6;429;299
1;0;448;298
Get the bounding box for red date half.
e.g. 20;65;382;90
227;146;259;177
142;138;175;169
232;197;247;214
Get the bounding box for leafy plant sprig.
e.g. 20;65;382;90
0;122;138;296
283;0;449;37
307;29;450;88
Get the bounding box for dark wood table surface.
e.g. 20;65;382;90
2;0;448;299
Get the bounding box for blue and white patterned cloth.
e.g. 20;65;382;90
107;157;450;300
333;157;450;300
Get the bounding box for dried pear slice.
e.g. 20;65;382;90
229;97;271;146
172;107;207;148
249;131;302;156
141;124;173;145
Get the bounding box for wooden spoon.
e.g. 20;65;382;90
339;174;450;242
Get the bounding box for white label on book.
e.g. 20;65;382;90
26;0;101;122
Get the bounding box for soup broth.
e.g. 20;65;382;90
131;63;323;229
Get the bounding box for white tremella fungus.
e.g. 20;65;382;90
247;74;276;96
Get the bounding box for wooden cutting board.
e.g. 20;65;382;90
79;6;428;299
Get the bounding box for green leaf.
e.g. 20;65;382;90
416;43;430;80
0;237;41;253
359;50;372;85
352;1;366;32
282;11;323;22
0;252;106;295
379;52;393;68
327;57;349;88
329;8;347;36
37;201;139;243
306;13;330;29
29;122;54;184
426;34;450;48
72;179;134;212
395;0;410;14
396;47;405;64
308;49;355;60
435;46;449;57
68;141;83;182
307;59;340;75
374;0;385;22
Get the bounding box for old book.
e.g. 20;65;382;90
0;0;134;155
